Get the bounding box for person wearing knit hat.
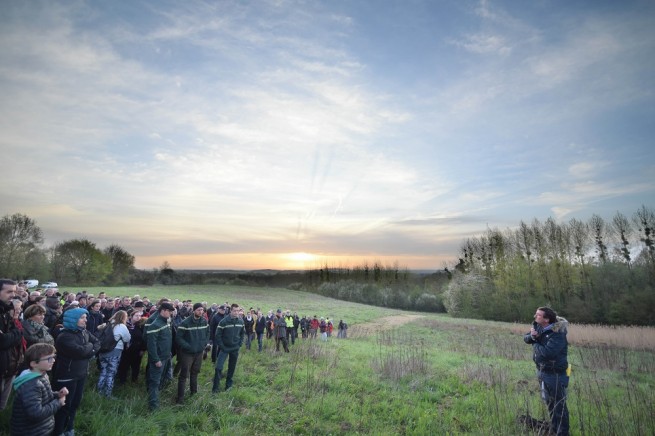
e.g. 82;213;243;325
175;302;209;403
62;308;88;331
53;307;100;435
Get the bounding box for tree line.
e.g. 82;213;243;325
445;205;655;325
0;213;135;285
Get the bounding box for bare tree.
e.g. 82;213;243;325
589;214;609;264
611;211;633;266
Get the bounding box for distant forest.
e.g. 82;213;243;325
2;205;653;325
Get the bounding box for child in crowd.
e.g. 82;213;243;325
10;343;68;436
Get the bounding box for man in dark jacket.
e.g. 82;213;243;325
524;306;570;436
212;304;244;393
274;309;289;352
175;302;209;403
0;279;24;411
145;302;174;410
209;305;226;363
53;307;100;436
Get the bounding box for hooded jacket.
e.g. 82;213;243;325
54;308;100;381
524;317;569;373
11;369;61;435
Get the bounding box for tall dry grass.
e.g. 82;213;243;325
507;322;655;351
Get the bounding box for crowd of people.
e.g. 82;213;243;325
0;279;348;435
2;278;570;435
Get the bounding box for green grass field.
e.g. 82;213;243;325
3;285;654;435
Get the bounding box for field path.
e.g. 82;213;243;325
348;314;424;338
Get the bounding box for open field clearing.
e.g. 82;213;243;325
3;285;652;435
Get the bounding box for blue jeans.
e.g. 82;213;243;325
245;332;255;350
539;371;569;436
256;332;264;351
213;349;239;392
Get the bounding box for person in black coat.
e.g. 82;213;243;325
117;310;147;383
0;279;24;411
52;308;100;436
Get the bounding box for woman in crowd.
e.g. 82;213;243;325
53;308;100;436
21;304;54;347
117;309;146;384
96;310;131;398
86;300;104;336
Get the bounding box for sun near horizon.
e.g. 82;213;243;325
135;252;447;271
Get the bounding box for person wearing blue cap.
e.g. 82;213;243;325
52;307;100;436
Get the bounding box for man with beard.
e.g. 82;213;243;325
175;303;209;403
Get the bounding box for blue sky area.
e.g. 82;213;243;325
1;0;653;270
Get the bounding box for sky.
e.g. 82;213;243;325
1;0;654;271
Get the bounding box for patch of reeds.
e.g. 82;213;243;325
372;329;429;382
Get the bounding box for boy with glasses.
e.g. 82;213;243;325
11;343;68;435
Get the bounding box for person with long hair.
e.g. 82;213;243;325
96;310;131;398
117;310;146;384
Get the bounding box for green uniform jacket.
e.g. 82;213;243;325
215;315;245;353
176;315;209;354
145;313;172;363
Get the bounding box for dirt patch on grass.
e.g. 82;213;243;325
348;314;424;338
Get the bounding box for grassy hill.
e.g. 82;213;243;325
3;285;653;435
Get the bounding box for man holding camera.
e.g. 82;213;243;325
524;306;570;436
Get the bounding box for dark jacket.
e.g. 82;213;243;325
215;315;245;352
255;316;267;334
145;313;172;363
125;319;147;353
21;319;54;347
243;316;255;335
86;310;104;336
53;329;100;381
273;316;287;339
176;314;209;354
0;301;23;378
10;371;61;435
524;317;569;373
209;311;225;343
43;299;60;332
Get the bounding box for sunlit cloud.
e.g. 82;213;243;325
1;0;653;270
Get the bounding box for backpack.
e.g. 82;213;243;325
97;323;120;353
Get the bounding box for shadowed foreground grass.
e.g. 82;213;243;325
1;285;653;435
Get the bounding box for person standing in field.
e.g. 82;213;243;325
10;343;68;436
309;315;319;339
0;279;24;412
273;309;289;352
175;303;209;403
53;307;100;436
255;310;267;352
524;306;570;436
145;302;174;410
209;305;226;363
212;304;245;393
117;309;146;384
96;310;131;398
